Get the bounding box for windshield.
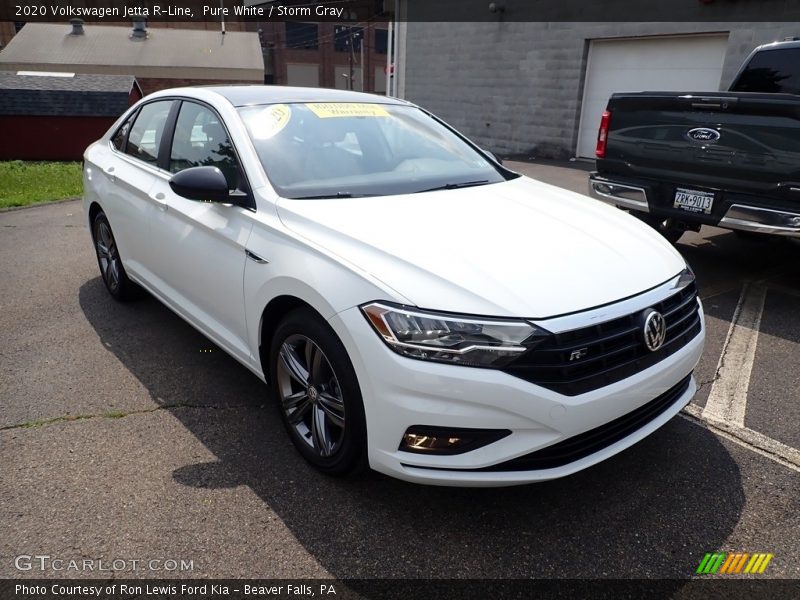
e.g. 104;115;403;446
238;102;511;198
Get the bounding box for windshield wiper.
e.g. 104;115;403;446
414;180;490;193
290;192;379;199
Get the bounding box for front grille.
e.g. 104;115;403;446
476;374;692;472
502;282;701;396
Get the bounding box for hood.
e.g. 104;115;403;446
276;176;685;319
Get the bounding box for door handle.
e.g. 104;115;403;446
245;249;269;264
105;166;116;182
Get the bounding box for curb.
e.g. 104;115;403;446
0;197;82;213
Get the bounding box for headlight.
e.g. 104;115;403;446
675;265;695;289
360;302;549;367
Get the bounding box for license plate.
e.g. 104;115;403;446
674;188;714;214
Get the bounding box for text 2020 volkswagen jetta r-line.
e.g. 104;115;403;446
83;86;705;486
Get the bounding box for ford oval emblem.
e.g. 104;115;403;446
687;127;721;143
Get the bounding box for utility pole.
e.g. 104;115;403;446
347;29;362;91
348;28;354;90
385;20;393;96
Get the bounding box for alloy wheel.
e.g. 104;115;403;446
95;221;120;292
276;334;347;458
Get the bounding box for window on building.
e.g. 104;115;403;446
375;28;388;54
170;102;241;191
285;22;318;50
334;26;363;52
125;101;173;165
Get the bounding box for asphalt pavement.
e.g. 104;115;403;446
1;161;798;583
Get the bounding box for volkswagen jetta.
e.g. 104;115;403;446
82;86;705;486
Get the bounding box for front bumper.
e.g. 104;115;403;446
329;280;705;487
589;173;800;237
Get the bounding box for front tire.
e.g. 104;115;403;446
92;211;134;301
269;308;367;476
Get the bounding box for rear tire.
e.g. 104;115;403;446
633;213;685;244
92;211;134;301
269;308;367;476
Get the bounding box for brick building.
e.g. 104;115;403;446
252;20;391;93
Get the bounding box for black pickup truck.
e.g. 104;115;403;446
589;39;800;243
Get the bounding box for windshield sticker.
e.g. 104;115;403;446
249;104;291;139
305;103;389;119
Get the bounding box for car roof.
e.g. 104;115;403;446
200;85;411;108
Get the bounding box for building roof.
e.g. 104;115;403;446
0;23;264;81
0;71;138;117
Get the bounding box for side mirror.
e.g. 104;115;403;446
169;166;231;203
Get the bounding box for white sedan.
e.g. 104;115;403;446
82;86;705;486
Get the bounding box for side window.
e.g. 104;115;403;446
111;113;135;151
170;102;241;190
125;101;172;164
731;48;800;95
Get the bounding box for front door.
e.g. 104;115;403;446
148;100;254;364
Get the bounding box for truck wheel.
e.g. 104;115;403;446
634;214;684;244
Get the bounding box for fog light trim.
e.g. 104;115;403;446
399;425;511;455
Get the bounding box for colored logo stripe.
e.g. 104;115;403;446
696;552;773;574
744;553;774;574
696;553;726;574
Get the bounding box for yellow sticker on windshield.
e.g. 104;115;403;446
305;103;389;118
250;104;291;139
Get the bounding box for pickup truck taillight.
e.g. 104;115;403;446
596;110;611;158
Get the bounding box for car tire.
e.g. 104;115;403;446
92;211;135;301
634;213;685;244
269;308;367;476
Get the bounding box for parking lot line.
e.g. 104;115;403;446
682;405;800;473
703;283;767;427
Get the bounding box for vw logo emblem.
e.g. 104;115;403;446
687;127;720;143
642;310;667;352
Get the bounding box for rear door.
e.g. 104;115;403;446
147;100;255;364
96;100;175;280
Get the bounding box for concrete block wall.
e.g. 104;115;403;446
403;22;799;159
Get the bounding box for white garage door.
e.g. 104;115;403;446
576;34;729;158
